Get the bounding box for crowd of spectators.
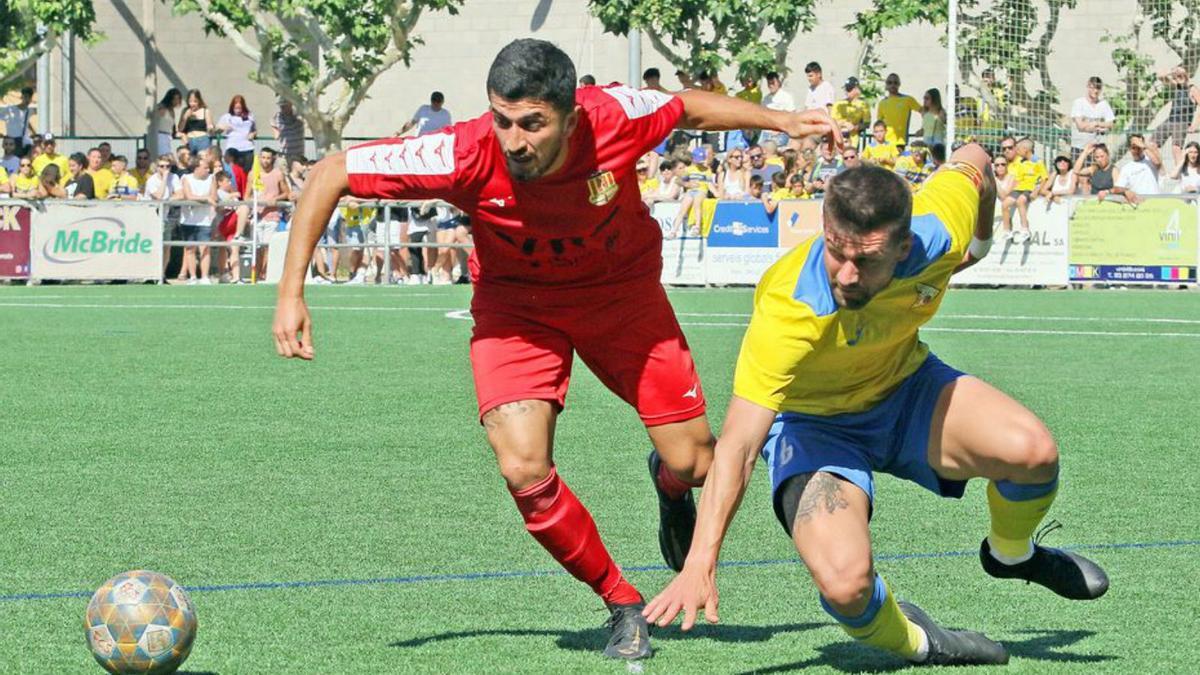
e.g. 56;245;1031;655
0;85;470;285
635;66;1200;240
4;62;1200;282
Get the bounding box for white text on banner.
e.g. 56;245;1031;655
953;199;1069;285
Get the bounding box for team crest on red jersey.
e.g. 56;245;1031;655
587;170;619;206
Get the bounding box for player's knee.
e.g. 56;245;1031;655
811;557;875;613
1010;423;1059;482
660;434;716;482
496;456;553;491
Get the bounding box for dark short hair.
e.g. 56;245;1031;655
873;120;887;129
215;171;230;183
87;147;101;156
431;91;444;103
260;147;278;156
804;62;822;74
69;152;87;166
643;68;660;80
823;165;912;245
1129;133;1145;142
579;74;597;86
765;71;781;82
487;39;577;115
98;141;112;149
659;159;676;171
1088;76;1103;87
750;174;765;187
21;86;33;96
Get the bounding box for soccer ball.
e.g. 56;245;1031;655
85;570;197;674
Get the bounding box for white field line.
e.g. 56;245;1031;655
1;301;1198;338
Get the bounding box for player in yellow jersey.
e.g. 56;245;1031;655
644;144;1109;666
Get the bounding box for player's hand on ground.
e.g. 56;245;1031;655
273;295;314;360
642;563;718;631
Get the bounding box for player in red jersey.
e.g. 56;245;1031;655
273;39;840;659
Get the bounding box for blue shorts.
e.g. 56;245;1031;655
345;226;366;245
761;354;968;531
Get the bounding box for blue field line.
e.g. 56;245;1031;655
3;539;1197;604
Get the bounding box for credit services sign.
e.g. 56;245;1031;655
31;204;163;280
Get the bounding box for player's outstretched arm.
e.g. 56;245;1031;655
949;142;998;273
675;90;843;150
643;396;776;631
272;152;350;360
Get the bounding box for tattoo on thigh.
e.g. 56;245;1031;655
482;401;533;431
794;473;850;525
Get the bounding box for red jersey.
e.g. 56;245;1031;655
345;85;683;291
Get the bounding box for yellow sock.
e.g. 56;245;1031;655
828;575;925;660
987;479;1058;560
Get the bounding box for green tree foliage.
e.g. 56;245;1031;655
0;0;98;94
168;0;463;153
588;0;820;80
1103;0;1200;134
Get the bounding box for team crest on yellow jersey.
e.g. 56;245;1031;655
587;170;619;205
913;283;941;308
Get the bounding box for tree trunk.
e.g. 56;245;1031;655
306;114;342;157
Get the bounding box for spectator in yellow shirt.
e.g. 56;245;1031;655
698;71;728;96
1007;138;1047;243
130;150;152;189
0;165;8;196
85;148;115;199
762;172;791;216
893;144;934;187
108;155;141;199
861;121;899;168
10;156;40;197
876;73;922;149
735;75;762;104
832;77;871;149
32;134;70;186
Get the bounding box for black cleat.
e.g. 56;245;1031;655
899;600;1010;666
603;602;652;660
648;450;696;572
980;525;1110;600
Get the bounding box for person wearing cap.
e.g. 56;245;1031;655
32;134;70;186
833;77;871;149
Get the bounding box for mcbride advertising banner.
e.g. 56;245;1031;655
1068;199;1198;283
31;203;163;281
705;201;781;284
954;199;1070;286
653;202;706;285
0;204;31;279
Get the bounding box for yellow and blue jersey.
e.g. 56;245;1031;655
734;165;980;416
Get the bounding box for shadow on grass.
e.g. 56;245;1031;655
736;628;1116;674
390;621;826;653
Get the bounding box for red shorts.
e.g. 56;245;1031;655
470;282;706;426
217;210;238;241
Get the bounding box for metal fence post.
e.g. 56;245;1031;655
382;203;392;285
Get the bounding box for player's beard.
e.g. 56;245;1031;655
506;135;565;182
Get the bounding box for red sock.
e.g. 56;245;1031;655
510;468;642;605
656;461;702;501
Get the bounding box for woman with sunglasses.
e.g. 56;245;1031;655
715;149;750;199
1040;155;1077;203
10;156;39;197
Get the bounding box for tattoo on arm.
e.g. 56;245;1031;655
794;473;850;525
482;401;533;431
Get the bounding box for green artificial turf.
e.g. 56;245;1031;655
1;284;1197;673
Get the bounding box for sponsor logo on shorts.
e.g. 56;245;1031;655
682;384;699;399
